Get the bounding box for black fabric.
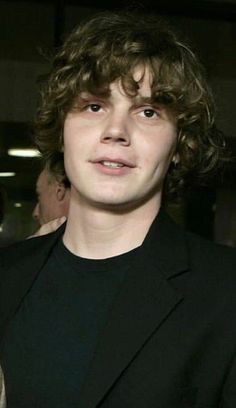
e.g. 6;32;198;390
1;239;133;407
1;211;236;407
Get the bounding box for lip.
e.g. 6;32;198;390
90;157;136;176
91;157;136;168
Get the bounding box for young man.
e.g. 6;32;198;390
0;11;236;408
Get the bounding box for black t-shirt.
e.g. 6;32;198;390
1;239;139;407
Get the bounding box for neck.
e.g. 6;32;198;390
63;195;161;260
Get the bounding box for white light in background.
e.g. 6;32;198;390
14;202;22;208
7;148;40;158
0;172;16;177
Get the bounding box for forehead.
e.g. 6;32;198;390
132;65;153;97
116;65;154;99
81;64;154;100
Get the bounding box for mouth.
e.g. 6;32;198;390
92;158;135;168
90;157;135;175
100;160;125;168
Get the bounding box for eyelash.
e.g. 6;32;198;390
87;103;102;112
80;101;160;118
141;108;159;118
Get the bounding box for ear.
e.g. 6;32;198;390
56;183;67;201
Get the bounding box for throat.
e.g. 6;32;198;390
62;204;160;260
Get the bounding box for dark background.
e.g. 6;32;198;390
0;0;235;245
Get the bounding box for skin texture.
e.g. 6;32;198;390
32;168;70;226
63;67;178;259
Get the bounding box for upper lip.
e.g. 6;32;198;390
91;157;136;168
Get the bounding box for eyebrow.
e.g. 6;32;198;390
133;95;154;105
78;93;106;102
133;95;167;111
77;92;162;110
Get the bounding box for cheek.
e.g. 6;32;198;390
64;135;80;167
140;141;176;179
64;126;89;156
154;132;177;160
63;140;87;187
142;143;174;167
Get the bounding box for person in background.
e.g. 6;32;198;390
0;366;5;408
32;155;70;226
0;11;236;408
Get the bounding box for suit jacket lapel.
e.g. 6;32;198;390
79;211;189;407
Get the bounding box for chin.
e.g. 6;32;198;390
91;195;146;213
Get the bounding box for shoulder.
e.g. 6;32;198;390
157;210;236;275
182;230;236;297
0;234;45;261
159;209;236;290
0;226;65;334
185;230;236;268
0;224;65;270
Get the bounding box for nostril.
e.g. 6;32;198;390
101;134;130;144
120;138;129;145
100;126;131;145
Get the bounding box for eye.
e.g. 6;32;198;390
87;103;102;112
142;108;158;118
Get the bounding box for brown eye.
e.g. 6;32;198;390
143;109;156;118
89;104;101;112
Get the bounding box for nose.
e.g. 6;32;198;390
100;111;131;146
32;203;39;222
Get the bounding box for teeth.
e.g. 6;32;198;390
101;161;124;168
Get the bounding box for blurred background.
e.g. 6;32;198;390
0;0;235;246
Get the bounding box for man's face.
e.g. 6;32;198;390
63;66;177;212
32;169;63;225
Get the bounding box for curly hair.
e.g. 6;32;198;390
34;11;226;199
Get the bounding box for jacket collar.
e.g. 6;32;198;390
141;208;189;278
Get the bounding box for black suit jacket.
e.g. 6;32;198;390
1;211;236;407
